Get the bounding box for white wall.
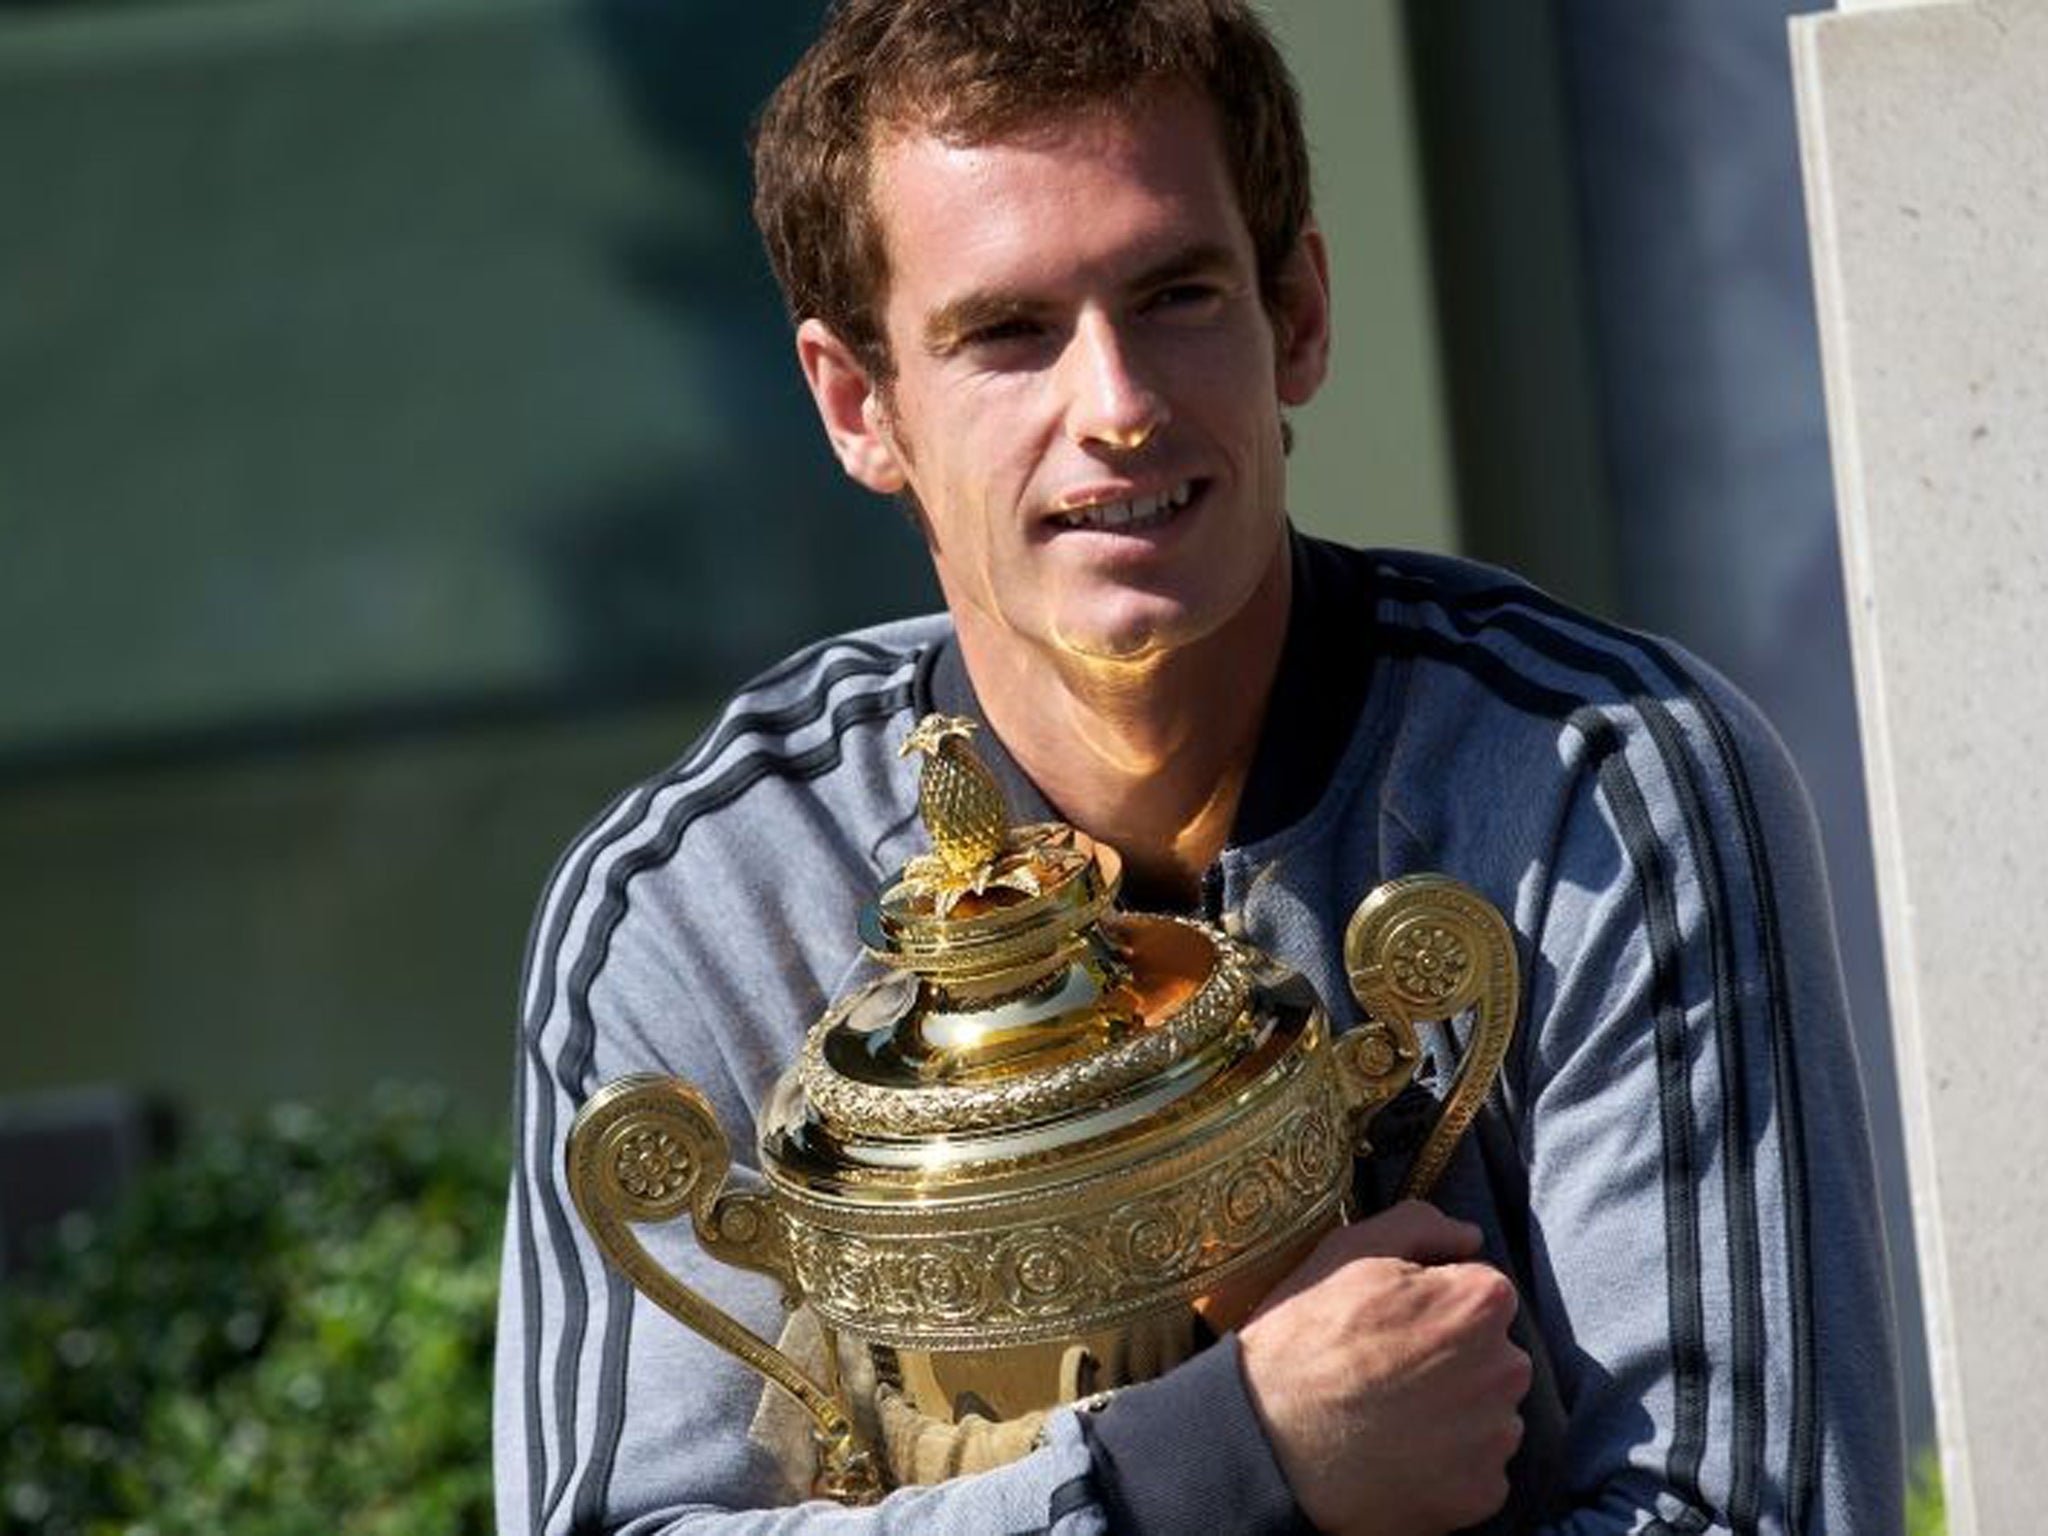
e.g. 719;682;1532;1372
1794;2;2048;1527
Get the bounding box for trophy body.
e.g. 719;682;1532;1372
568;718;1518;1501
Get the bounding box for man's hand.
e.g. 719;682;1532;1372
1238;1200;1531;1536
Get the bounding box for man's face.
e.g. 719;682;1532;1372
799;86;1330;665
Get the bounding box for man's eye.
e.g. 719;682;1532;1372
1148;283;1221;312
967;318;1043;346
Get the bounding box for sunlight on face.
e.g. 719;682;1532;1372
860;86;1324;671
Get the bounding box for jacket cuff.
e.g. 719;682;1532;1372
1076;1335;1310;1535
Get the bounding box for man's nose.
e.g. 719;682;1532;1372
1062;314;1169;452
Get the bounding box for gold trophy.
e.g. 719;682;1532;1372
567;715;1518;1502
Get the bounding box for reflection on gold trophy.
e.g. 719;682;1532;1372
567;715;1518;1502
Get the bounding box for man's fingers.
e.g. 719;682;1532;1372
1248;1200;1493;1324
1337;1198;1485;1265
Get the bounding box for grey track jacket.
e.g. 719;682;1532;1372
495;537;1904;1534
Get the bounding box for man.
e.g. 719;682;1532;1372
496;2;1903;1531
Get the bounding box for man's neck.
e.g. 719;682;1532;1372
952;544;1292;907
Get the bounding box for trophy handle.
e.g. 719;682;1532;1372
566;1075;884;1503
1336;874;1520;1200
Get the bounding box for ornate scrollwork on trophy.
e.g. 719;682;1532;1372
782;1094;1349;1352
1342;874;1520;1199
567;1077;883;1503
576;1075;791;1281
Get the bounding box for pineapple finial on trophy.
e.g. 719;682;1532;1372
900;714;1006;873
896;714;1047;917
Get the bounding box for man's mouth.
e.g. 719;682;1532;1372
1048;480;1199;532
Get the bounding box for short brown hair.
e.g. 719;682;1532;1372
751;0;1312;381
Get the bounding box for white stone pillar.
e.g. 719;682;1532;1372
1791;3;2048;1530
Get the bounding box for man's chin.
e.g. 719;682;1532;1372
1044;605;1203;669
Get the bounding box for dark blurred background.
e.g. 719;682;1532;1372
0;0;1928;1457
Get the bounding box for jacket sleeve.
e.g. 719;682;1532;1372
1514;669;1904;1534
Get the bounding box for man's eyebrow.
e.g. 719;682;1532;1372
922;293;1044;357
1126;241;1241;293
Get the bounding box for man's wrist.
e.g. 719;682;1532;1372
1075;1335;1312;1536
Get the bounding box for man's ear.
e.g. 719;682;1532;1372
796;318;908;494
1272;224;1332;409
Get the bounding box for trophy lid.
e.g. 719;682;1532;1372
761;715;1300;1190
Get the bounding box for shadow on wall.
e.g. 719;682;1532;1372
545;0;936;691
0;0;930;1139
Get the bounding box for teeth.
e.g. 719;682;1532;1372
1056;482;1194;530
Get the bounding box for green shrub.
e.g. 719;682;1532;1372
1906;1445;1946;1536
0;1086;505;1536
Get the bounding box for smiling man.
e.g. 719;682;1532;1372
496;3;1903;1533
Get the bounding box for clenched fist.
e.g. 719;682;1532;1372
1238;1200;1531;1536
